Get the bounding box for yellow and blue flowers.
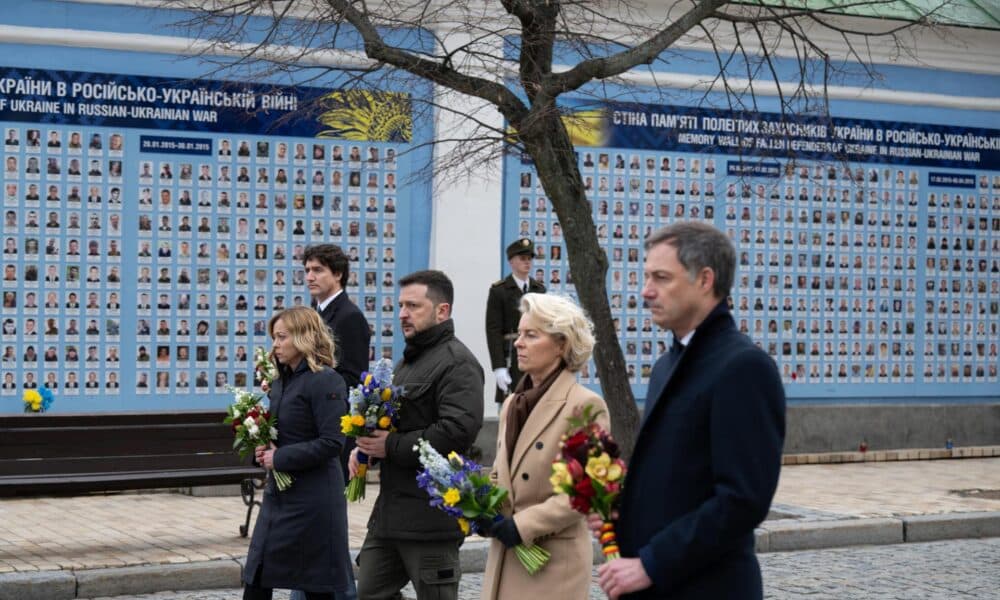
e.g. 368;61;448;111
23;388;54;413
414;439;551;575
342;359;400;501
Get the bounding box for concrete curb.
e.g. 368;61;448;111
0;569;76;600
3;513;999;599
75;559;243;598
902;511;1000;543
762;518;903;552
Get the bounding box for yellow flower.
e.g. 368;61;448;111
447;451;463;467
364;374;373;386
550;462;572;492
457;518;470;535
442;488;461;506
606;460;624;482
378;416;391;429
381;387;393;401
585;453;612;484
340;415;354;434
350;414;366;427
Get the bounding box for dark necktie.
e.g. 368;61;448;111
671;335;685;358
522;282;528;294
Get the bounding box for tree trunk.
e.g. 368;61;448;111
522;114;640;459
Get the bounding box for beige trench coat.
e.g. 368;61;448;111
480;370;610;600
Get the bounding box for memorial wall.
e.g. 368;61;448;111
504;101;1000;400
0;63;433;410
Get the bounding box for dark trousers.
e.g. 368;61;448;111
290;567;357;600
356;534;460;600
244;584;333;600
243;565;336;600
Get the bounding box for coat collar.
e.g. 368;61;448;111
317;291;346;319
507;369;577;477
270;360;310;421
641;300;733;426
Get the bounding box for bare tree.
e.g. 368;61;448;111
174;0;952;456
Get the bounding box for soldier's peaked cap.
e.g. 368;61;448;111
506;238;534;259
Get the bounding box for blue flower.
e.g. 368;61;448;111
39;387;55;411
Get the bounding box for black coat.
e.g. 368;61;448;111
617;302;785;600
318;292;371;389
244;362;352;594
368;319;484;541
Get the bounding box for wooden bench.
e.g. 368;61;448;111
0;410;265;536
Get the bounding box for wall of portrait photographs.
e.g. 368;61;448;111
504;101;1000;401
0;65;430;411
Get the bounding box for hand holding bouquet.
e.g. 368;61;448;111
414;439;551;575
550;404;625;561
225;351;293;491
23;388;54;413
341;359;399;501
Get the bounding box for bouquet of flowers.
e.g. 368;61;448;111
415;439;551;575
550;405;625;561
23;388;54;413
255;347;278;390
340;359;399;501
223;348;293;491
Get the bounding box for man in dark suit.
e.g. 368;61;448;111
294;244;369;600
303;244;370;390
597;222;785;600
485;238;545;403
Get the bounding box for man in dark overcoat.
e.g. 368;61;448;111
597;222;785;600
485;238;545;403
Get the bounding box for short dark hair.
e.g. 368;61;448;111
645;221;735;299
302;244;349;287
399;270;454;307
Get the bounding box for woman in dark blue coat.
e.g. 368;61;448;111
244;306;352;600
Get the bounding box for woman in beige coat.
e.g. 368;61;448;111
480;293;610;600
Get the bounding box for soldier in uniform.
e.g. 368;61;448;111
486;238;546;403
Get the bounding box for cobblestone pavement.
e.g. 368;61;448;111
84;537;1000;599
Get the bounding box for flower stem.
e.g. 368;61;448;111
513;543;550;575
273;470;293;491
345;464;368;501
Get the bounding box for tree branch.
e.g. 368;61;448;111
323;0;530;124
546;0;730;95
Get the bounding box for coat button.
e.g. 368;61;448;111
521;473;529;481
535;441;544;450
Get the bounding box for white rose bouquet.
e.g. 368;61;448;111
224;351;293;491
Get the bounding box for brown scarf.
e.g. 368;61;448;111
505;363;564;463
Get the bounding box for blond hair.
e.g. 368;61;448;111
267;306;337;375
519;293;595;372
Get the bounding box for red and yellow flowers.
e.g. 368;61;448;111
550;404;626;560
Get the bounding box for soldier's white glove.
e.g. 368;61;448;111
493;368;512;393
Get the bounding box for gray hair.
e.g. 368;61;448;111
645;221;735;299
519;293;595;372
